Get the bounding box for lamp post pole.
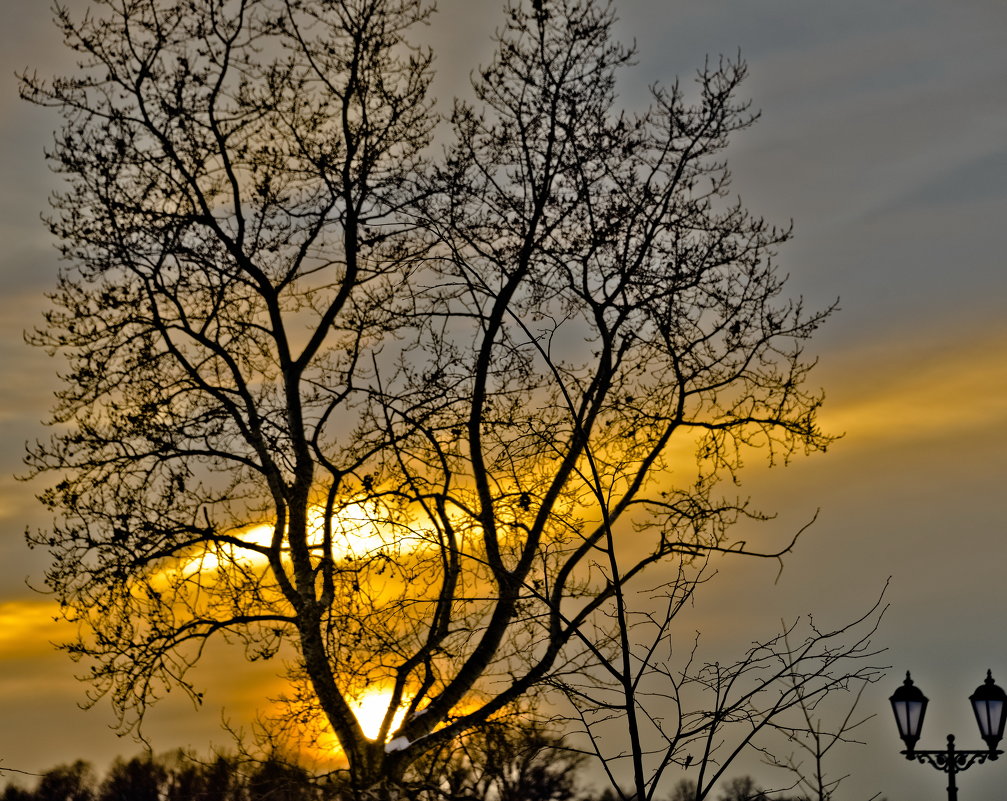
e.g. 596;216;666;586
889;671;1007;801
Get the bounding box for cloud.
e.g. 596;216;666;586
818;321;1007;449
0;599;70;660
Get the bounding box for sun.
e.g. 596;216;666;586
350;688;408;741
170;499;417;580
308;502;395;559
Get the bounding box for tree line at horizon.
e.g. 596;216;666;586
0;746;834;801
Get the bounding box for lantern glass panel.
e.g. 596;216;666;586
895;699;925;740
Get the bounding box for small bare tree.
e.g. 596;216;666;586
23;0;858;797
759;663;885;801
554;570;885;801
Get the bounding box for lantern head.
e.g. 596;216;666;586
890;671;928;753
970;670;1007;753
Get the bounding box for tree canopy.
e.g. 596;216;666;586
22;0;848;797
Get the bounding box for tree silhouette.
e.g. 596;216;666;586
30;763;94;801
24;0;842;796
669;779;699;801
1;741;588;801
164;753;239;801
246;759;319;801
0;787;34;801
717;776;767;801
403;715;586;801
97;756;166;801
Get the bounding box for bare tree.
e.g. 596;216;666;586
759;663;885;801
555;577;885;801
23;0;850;797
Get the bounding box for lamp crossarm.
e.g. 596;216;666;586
902;734;1001;775
905;749;999;773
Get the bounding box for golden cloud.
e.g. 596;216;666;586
0;599;70;659
818;324;1007;446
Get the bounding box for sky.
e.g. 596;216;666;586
1;1;1006;799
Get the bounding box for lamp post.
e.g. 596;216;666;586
889;671;1007;801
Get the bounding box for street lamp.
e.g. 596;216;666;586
890;671;928;752
969;670;1007;751
889;670;1006;801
